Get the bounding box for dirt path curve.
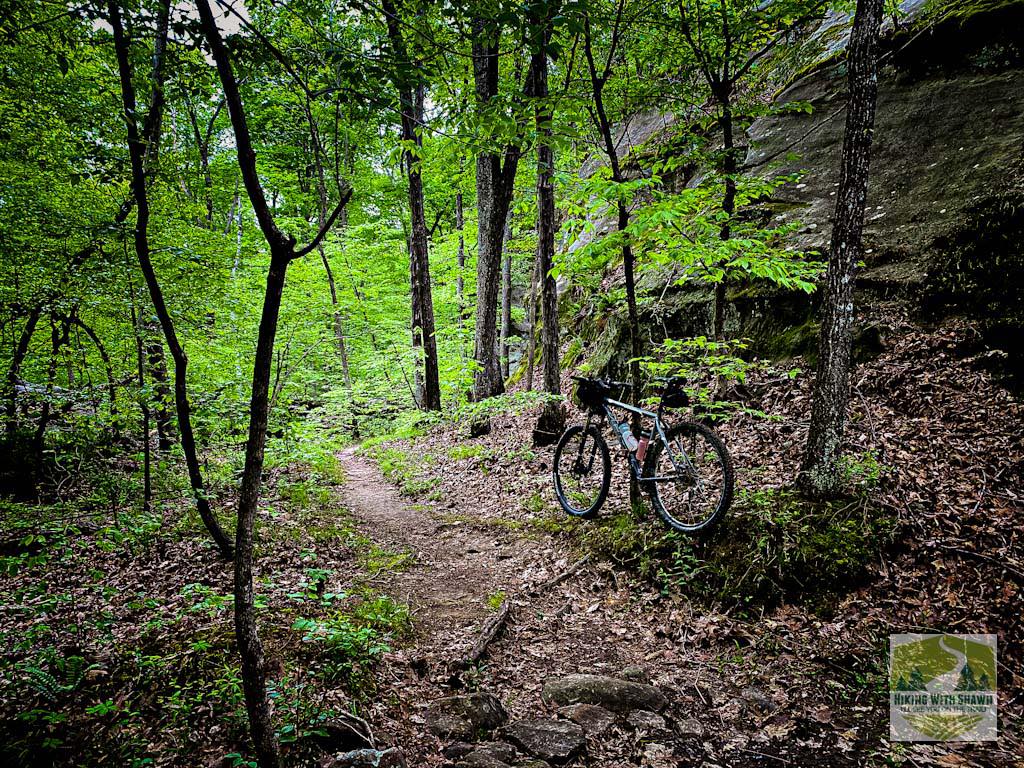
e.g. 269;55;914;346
338;447;528;657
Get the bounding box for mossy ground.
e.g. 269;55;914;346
571;487;897;614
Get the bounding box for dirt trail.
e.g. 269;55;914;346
338;447;526;655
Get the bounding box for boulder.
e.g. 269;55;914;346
541;674;667;713
626;710;667;733
452;741;518;766
477;743;518;763
426;692;508;741
442;743;475;760
501;719;585;765
556;704;616;735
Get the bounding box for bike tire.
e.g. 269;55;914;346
643;421;733;533
552;425;611;519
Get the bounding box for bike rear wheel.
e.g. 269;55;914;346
643;422;733;533
553;425;611;518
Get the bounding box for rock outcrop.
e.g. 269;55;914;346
567;1;1024;387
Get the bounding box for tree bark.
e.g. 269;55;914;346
67;314;117;423
196;1;353;762
305;99;352;389
471;17;521;400
525;254;539;392
799;0;884;498
456;191;466;330
185;98;217;225
583;8;641;498
196;0;288;760
532;19;564;441
109;0;234;560
33;314;70;475
145;325;175;451
383;1;441;411
5;304;41;433
500;213;512;379
583;16;641;398
127;265;152;513
714;89;736;345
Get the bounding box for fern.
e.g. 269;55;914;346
23;655;99;701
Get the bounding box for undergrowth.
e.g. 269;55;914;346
576;488;898;614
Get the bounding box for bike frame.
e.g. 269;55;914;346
584;394;698;482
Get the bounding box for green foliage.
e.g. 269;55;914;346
454;391;563;425
20;654;98;703
573;490;898;613
365;444;438;497
291;592;411;685
840;450;886;490
638;336;767;420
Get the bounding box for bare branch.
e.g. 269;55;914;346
195;0;290;250
294;187;353;259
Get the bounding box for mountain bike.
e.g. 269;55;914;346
552;376;734;533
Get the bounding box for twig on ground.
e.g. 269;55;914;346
462;600;513;666
529;555;591;596
455;556;592;670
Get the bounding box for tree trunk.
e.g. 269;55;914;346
5;304;41;433
69;315;117;423
235;249;289;768
197;1;354;761
198;0;285;756
532;28;564;443
583;16;641;500
500;214;512;379
226;176;240;235
33;314;70;477
384;3;441;411
305;100;352;389
714;92;737;345
144;327;174;451
525;254;539;392
471;17;520;400
456;191;466;330
109;0;234;561
407;84;442;411
127;268;153;513
799;0;884;498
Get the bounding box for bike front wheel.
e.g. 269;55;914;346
643;422;733;533
553;425;611;518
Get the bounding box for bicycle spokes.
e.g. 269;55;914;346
555;429;608;515
649;426;730;530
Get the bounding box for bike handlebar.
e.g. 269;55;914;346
571;375;632;389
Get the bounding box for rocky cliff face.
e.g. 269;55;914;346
570;1;1024;388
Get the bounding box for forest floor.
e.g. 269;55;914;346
348;306;1023;768
1;308;1021;768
